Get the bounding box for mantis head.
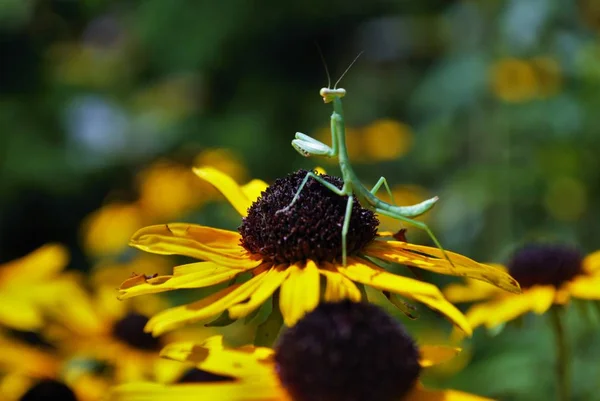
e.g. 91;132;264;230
319;87;346;103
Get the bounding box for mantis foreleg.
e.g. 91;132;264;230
370;177;396;205
375;207;454;269
276;171;348;215
292;132;336;158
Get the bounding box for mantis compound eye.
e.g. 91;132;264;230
319;87;346;103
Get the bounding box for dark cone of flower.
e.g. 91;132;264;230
239;170;378;264
508;244;583;289
20;379;78;401
112;312;162;351
275;301;421;401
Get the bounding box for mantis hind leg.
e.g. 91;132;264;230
276;171;347;215
375;208;455;269
371;176;396;205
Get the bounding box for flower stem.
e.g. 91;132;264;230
549;306;570;401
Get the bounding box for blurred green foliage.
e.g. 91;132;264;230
2;0;600;399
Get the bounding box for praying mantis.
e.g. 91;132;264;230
276;57;451;267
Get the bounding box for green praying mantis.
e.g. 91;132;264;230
276;56;451;267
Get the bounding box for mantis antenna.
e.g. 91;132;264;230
315;43;332;90
333;51;364;89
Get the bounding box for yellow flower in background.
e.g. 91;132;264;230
531;56;562;98
0;244;72;331
315;125;364;163
81;202;144;258
110;302;492;401
362;119;413;162
0;333;109;401
444;244;600;331
118;167;519;337
137;159;208;221
490;58;538;103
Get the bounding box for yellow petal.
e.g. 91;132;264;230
241;179;269;204
118;263;245;300
229;265;290;319
443;279;503;303
129;224;262;269
147;271;270;336
583;250;600;275
193;167;254;217
407;384;493;401
161;338;274;381
320;264;362;303
365;241;521;294
0;243;69;283
279;261;320;326
567;275;600;299
0;292;43;330
419;345;462;368
109;379;288;401
466;286;555;330
339;258;472;336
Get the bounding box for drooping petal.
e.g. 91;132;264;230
118;263;248;300
146;271;270;336
419;345;462;368
193;167;256;217
339;258;472;335
0;243;69;283
229;265;290;319
406;384;493;401
320;263;362;303
466;286;555;329
109;379;288;401
279;261;320;327
364;241;520;294
129;224;262;269
567;275;600;300
241;179;269;204
443;279;504;303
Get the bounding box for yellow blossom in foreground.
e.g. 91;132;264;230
109;302;492;401
117;168;519;337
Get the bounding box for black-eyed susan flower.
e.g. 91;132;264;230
118;168;519;336
0;332;109;401
362;119;413;162
0;244;72;331
109;301;492;401
444;244;600;330
41;272;208;385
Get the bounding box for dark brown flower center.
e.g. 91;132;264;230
239;170;378;264
112;312;162;351
508;244;583;289
274;301;421;401
19;380;78;401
